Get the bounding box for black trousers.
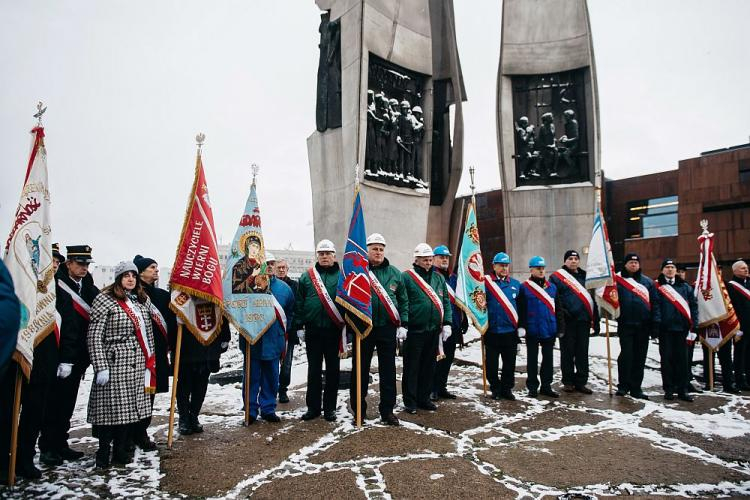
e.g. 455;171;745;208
526;336;555;391
734;334;749;386
349;324;397;417
617;324;650;394
0;363;17;469
484;333;518;394
176;363;210;420
432;331;459;394
702;342;735;389
131;394;156;442
305;327;341;415
560;320;590;387
39;360;86;454
659;330;688;395
401;329;439;408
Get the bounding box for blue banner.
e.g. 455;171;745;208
222;182;276;344
455;200;489;334
336;187;373;338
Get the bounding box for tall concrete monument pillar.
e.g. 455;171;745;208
308;0;466;270
497;0;600;277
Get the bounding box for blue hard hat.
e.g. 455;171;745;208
433;245;451;257
493;252;511;264
528;255;546;268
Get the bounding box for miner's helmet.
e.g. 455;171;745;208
389;98;399;105
316;239;336;253
528;255;546;268
265;251;276;263
413;243;434;258
493;252;511;265
366;233;386;247
413;106;423;114
433;245;451;257
400;100;411;109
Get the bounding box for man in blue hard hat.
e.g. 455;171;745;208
517;256;565;398
484;252;522;400
431;245;467;401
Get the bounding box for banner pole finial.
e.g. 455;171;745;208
251;163;259;185
33;101;46;126
195;133;205;155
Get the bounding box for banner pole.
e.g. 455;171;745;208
481;336;487;397
8;366;23;487
244;342;251;426
605;315;613;397
167;324;183;449
708;347;714;391
356;334;362;427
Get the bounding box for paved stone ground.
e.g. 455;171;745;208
3;333;750;499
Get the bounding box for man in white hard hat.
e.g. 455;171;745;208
401;243;452;414
349;233;408;426
292;239;344;422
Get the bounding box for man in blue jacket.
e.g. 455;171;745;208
484;253;521;400
614;253;659;399
243;254;295;423
0;260;20;378
654;259;698;402
517;256;565;398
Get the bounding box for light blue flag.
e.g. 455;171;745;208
222;181;276;344
454;200;489;334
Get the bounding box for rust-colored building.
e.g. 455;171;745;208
456;143;750;280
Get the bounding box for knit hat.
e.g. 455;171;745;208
624;253;640;263
563;250;579;261
661;258;676;269
133;254;157;273
114;261;138;278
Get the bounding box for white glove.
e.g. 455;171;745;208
517;327;526;338
57;363;73;379
220;342;229;349
736;330;744;338
95;370;110;386
441;325;452;342
396;327;408;340
297;330;305;343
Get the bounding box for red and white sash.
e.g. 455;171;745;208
117;299;156;394
406;269;444;323
615;273;651;310
729;281;750;301
656;282;693;328
369;270;401;326
523;279;555;315
272;294;289;361
552;269;594;322
58;280;91;321
54;310;62;347
445;282;456;305
484;275;518;328
308;267;345;327
149;303;169;345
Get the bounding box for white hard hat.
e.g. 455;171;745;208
413;106;423;113
265;251;276;263
366;233;386;246
413;243;434;258
316;239;336;253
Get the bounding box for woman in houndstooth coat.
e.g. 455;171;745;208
87;261;156;468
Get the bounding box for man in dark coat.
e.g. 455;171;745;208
275;258;299;404
653;259;699;402
0;260;22;483
39;245;99;467
132;254;177;448
549;250;599;394
175;320;230;435
728;260;750;390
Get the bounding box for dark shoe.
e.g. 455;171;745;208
562;384;576;393
191;416;204;434
615;389;627;397
418;401;438;411
404;406;417;414
438;390;457;399
664;393;675;401
527;388;538;397
178;418;193;435
301;411;320;421
16;461;42;479
324;412;337;422
539;388;559;398
261;413;281;423
111;445;131;466
491;392;502;401
59;447;85;461
381;413;400;426
278;391;290;404
575;386;593;395
135;437;157;451
686;382;703;393
501;391;517;401
40;451;64;466
740;383;750;391
725;385;741;394
677;393;694;402
430;392;439;402
630;392;650;400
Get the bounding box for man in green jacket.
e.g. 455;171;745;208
294;239;344;422
401;243;453;413
349;233;408;426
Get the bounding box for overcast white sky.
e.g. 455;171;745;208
1;0;748;268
